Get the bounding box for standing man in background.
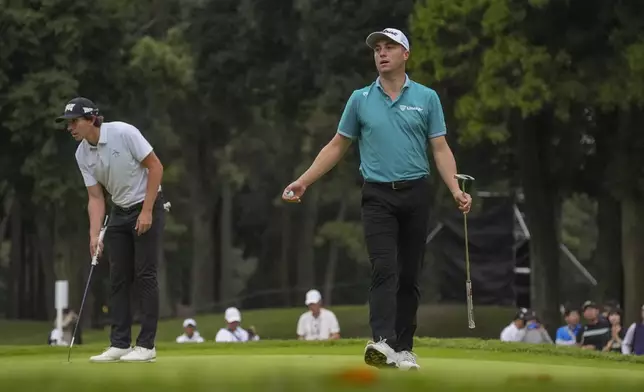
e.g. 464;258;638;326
56;97;165;363
282;28;471;371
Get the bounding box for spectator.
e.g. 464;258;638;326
296;289;340;341
500;308;528;342
577;301;611;351
215;307;259;343
603;309;625;353
522;311;553;344
176;318;205;343
622;305;644;356
555;308;582;346
48;328;67;346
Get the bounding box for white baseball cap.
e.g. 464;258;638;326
305;289;322;306
183;318;197;328
225;307;241;323
366;28;410;52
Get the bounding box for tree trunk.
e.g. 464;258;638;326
186;140;217;313
189;187;215;313
621;197;644;326
296;185;319;300
323;198;347;306
219;181;234;304
279;206;292;306
35;210;56;321
157;231;172;318
592;191;622;304
517;111;561;335
7;197;22;319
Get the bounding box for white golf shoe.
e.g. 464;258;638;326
120;346;156;362
89;347;132;363
397;350;420;371
363;340;398;369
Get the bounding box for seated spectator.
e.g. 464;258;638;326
522;311;553;344
48;328;67;346
555;308;582;346
176;318;205;343
603;309;625;353
500;308;528;342
577;301;611;350
622;305;644;356
296;289;340;341
215;307;259;343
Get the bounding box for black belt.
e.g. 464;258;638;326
114;192;164;214
115;201;144;214
366;176;428;190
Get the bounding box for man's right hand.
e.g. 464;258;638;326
90;236;104;258
282;181;307;203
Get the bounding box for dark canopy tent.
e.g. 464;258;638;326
427;196;520;306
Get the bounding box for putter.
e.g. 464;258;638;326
454;174;475;329
67;215;109;362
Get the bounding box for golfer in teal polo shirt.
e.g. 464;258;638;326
282;28;472;371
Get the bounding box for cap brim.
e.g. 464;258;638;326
366;32;401;49
226;318;240;323
55;113;83;123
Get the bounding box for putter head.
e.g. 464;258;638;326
454;174;475;181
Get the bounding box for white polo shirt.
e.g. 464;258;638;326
215;327;252;343
296;308;340;340
75;121;158;208
176;331;205;343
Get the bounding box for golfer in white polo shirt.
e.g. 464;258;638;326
56;97;165;363
296;289;340;341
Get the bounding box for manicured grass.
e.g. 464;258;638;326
0;304;516;345
0;340;643;392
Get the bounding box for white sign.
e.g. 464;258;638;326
55;280;68;310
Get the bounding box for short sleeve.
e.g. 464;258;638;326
329;312;340;334
337;91;361;140
296;314;305;337
215;329;228;342
555;327;564;341
121;125;153;162
75;151;98;187
427;90;447;139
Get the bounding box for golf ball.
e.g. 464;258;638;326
285;190;294;198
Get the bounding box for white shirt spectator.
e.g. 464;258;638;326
176;318;205;343
297;308;340;341
75;121;160;208
215;327;251;343
501;322;526;342
176;331;205;343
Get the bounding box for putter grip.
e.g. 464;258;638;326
91;225;107;265
466;281;475;329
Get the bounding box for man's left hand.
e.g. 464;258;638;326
136;210;153;236
453;190;472;214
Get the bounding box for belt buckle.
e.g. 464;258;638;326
391;181;398;190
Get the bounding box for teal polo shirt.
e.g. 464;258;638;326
337;75;447;183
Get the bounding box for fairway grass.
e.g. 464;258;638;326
1;341;643;392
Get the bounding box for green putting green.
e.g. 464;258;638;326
1;340;643;392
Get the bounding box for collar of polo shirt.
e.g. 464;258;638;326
88;126;108;149
376;73;411;93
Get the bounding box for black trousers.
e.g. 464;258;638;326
361;177;431;352
106;194;165;350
